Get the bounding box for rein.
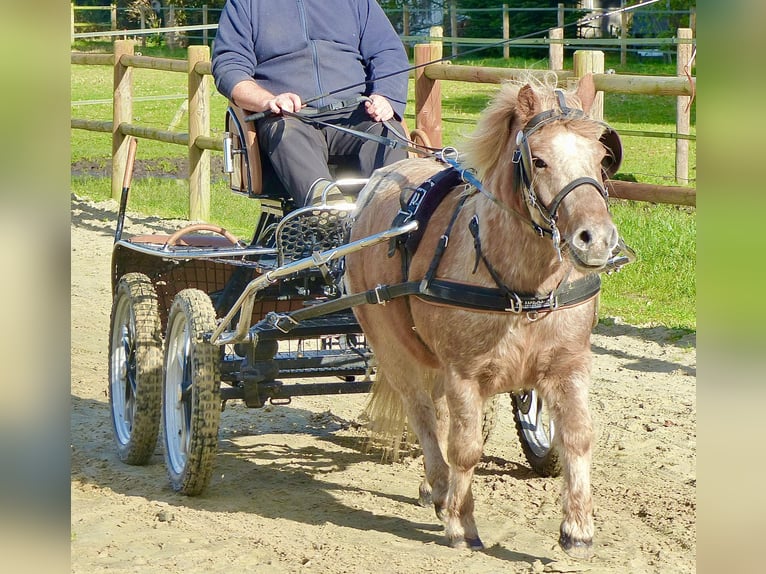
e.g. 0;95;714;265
252;90;633;331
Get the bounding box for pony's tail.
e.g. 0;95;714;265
363;369;418;462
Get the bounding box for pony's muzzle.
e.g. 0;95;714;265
570;222;619;269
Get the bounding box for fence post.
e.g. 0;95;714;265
166;4;177;49
549;28;563;72
188;45;211;221
557;3;564;28
503;5;510;60
620;0;628;66
140;7;147;48
203;5;209;46
415;27;443;148
572;50;604;120
111;4;117;31
402;5;410;58
112;40;135;201
449;0;458;57
71;3;75;44
675;28;692;185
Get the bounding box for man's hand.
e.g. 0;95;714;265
231;80;303;115
364;94;395;122
265;92;304;115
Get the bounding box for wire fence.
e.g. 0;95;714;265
71;3;696;60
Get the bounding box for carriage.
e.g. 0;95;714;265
108;77;633;557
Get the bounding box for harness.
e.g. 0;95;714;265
259;91;632;334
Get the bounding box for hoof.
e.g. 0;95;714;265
449;536;484;550
418;485;432;508
559;530;593;560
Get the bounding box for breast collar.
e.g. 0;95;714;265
384;164;602;318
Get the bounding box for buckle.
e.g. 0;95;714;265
506;292;523;314
266;312;299;334
373;284;389;305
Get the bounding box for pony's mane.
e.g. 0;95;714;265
461;73;603;182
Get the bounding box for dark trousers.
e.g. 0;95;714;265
255;104;407;206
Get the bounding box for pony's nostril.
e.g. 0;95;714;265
577;229;592;248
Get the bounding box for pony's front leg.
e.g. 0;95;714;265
443;376;485;550
547;376;595;559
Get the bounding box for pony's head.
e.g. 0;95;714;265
463;74;622;270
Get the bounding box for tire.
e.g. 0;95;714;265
511;389;561;477
162;289;221;495
108;273;163;465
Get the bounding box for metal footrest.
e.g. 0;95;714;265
275;204;355;266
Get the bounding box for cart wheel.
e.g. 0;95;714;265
162;289;221;495
108;273;163;465
511;390;561;477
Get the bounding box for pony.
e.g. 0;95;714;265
344;73;623;559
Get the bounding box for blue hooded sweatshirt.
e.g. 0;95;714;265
212;0;409;119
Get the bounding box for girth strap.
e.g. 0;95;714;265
261;271;601;334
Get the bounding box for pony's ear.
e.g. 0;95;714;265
517;84;540;123
576;74;596;114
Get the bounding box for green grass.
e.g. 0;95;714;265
70;47;695;331
72;175;262;240
601;202;695;329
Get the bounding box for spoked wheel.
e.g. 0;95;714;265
108;273;163;465
162;289;221;495
511;389;561;477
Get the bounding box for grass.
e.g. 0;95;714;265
601;202;695;329
70;47;695;331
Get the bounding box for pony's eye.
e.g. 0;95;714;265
533;157;548;169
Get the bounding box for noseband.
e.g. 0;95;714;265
513;89;622;257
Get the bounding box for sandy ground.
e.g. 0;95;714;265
71;194;695;573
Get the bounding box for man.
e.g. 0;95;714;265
212;0;410;206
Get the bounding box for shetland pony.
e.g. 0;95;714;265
344;74;622;558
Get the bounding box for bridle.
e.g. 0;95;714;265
512;89;623;258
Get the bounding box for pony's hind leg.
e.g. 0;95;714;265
442;373;485;550
546;374;595;559
367;362;451;518
418;374;450;509
404;388;451;518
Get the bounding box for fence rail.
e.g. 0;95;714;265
70;29;695;221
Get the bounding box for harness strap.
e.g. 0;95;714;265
545;176;608;222
419;274;601;314
260;282;422;334
420;192;472;287
261;269;602;335
467;214;601;313
281;108;426;157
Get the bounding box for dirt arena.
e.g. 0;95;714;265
71;195;695;573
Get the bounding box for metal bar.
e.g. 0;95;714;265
113;239;277;260
210;220;419;346
271;380;373;398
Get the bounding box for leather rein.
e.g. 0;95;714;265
258;94;633;334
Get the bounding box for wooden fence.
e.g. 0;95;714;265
413;26;696;206
70;29;695;221
72;40;216;220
